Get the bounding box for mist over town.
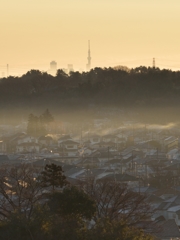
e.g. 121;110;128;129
1;0;180;239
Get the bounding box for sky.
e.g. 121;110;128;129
1;0;180;75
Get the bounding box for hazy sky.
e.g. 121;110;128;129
1;0;180;75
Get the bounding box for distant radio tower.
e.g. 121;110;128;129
86;40;91;71
153;58;155;68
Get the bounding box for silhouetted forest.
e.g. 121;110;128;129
1;66;180;124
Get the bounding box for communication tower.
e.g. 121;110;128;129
86;40;91;71
7;64;9;77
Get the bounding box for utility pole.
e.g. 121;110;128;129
145;159;148;185
88;130;89;141
138;176;140;194
114;170;116;182
108;146;109;162
81;125;82;144
132;150;134;172
157;148;159;162
120;153;123;174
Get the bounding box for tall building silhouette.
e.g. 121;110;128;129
67;64;74;73
86;40;91;71
49;61;57;76
50;61;57;71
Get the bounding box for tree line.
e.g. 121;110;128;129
0;163;154;240
1;67;180;111
27;109;54;137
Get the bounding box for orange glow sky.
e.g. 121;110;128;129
1;0;180;75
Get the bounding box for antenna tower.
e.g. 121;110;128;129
86;40;91;71
7;64;9;77
153;58;155;68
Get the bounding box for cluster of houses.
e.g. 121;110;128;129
1;120;180;239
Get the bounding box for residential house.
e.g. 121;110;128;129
154;219;180;240
38;136;53;147
59;140;79;157
97;172;139;188
0;155;10;165
16;142;40;153
0;140;7;153
17;135;38;145
57;134;72;146
161;136;178;152
89;134;101;145
167;149;179;160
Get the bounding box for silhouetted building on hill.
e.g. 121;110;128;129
48;61;57;76
67;64;74;73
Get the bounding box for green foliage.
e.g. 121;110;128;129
48;215;86;240
0;204;51;240
40;163;68;191
48;186;96;219
0;214;154;240
56;69;68;78
83;218;154;240
0;163;154;240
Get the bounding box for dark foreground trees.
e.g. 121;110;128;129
83;218;154;240
0;164;154;240
0;164;44;220
48;186;96;220
83;179;152;224
40;163;68;191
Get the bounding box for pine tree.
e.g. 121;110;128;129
40;164;68;192
41;109;54;125
27;113;36;136
27;113;47;137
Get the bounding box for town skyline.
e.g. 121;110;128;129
1;0;180;75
